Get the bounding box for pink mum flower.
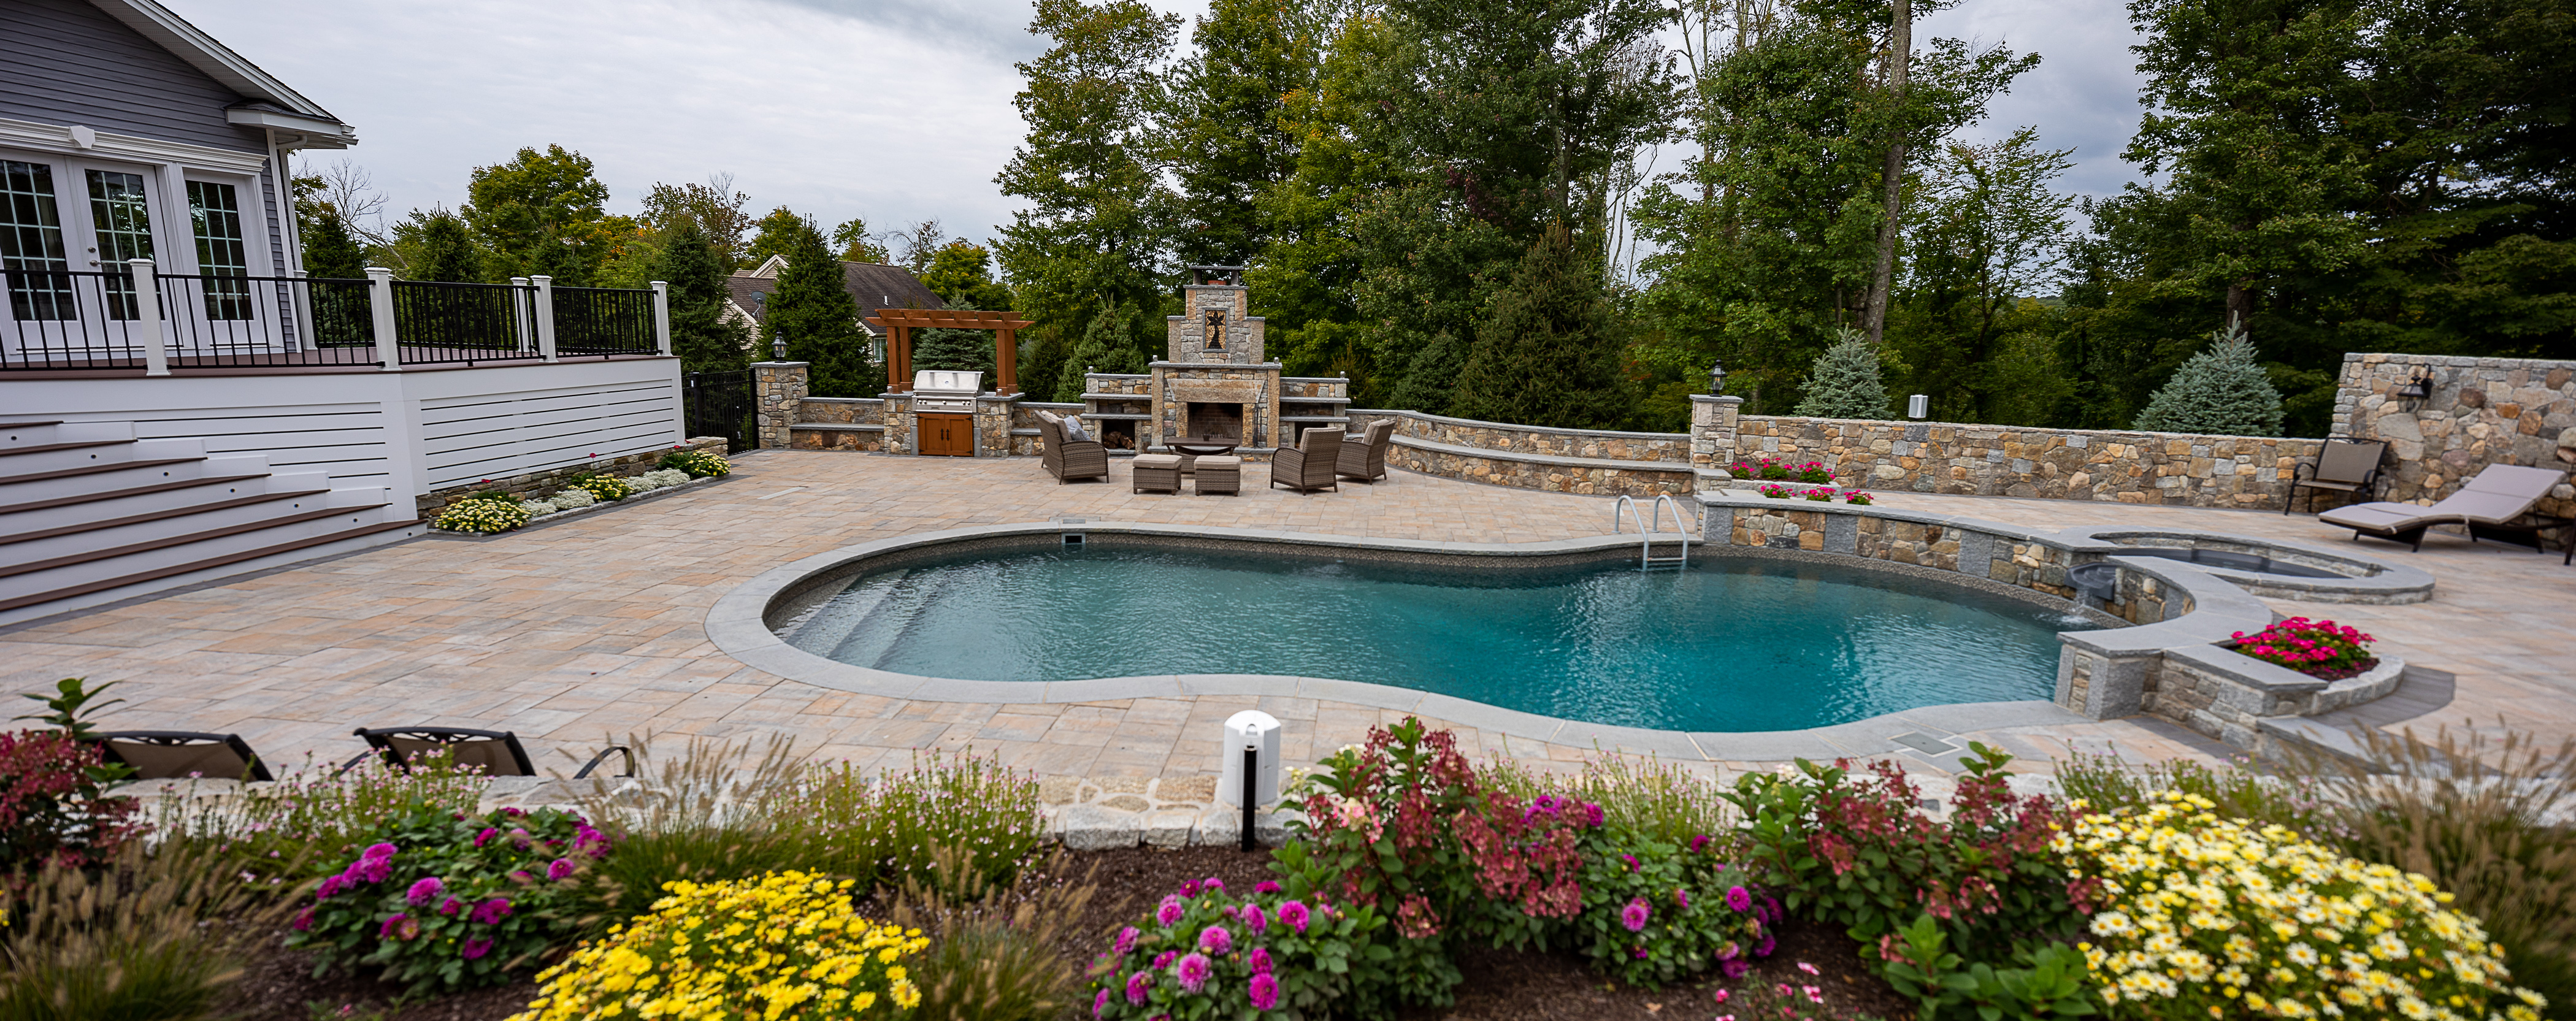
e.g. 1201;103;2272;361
473;827;499;847
1248;973;1280;1010
1241;903;1267;933
1126;971;1151;1004
1095;988;1112;1017
1726;885;1753;911
1115;925;1140;956
470;898;512;925
1254;880;1282;894
546;858;576;881
1620;897;1651;933
380;914;419;941
1176;952;1213;993
1251;947;1273;974
407;876;444;905
1199;925;1233;955
1674;887;1691;909
462;938;493;960
1278;900;1310;933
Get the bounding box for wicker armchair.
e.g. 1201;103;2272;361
1271;427;1344;493
1336;418;1395;482
1038;411;1109;483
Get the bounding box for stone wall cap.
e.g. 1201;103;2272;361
800;397;884;405
751;361;811;368
1388;434;1693;473
1352;408;1690;443
1688;395;1747;405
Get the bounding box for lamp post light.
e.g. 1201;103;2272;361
772;337;788;361
1706;361;1727;396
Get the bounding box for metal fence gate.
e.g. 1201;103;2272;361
683;369;756;452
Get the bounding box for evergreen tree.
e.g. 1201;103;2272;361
1054;305;1125;403
302;208;368;279
656;220;751;375
1160;0;1317;267
911;327;995;377
415;212;485;283
761;221;875;397
2131;321;2284;437
1386;330;1468;416
1449;231;1628;428
1793;328;1892;419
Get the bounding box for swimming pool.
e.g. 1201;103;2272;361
776;545;2090;733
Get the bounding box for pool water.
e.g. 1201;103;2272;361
782;548;2089;733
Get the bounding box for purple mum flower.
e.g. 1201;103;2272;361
1675;887;1692;909
1115;925;1140;956
1152;951;1178;970
1254;881;1282;895
1620;897;1652;933
1176;952;1213;993
546;858;576;881
1633;945;1649;960
1583;803;1604;827
380;913;419;941
1241;903;1267;933
1689;835;1711;853
1278;900;1309;933
1182;880;1200;897
1156;895;1186;927
1202;878;1225;894
1198;924;1233;955
407;876;444;906
315;875;349;900
1726;885;1753;912
1722;958;1752;980
1248;973;1280;1011
462;938;493;959
1620;853;1639;872
470;897;512;925
1251;947;1273;975
1756;934;1777;957
1763;896;1784;923
1126;971;1151;1004
1095;988;1111;1017
474;827;499;848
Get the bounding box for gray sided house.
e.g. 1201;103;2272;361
723;254;943;364
1;0;355;290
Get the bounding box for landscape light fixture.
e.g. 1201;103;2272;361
772;337;787;361
1907;394;1929;419
1706;361;1727;396
2391;367;2434;400
1218;710;1282;852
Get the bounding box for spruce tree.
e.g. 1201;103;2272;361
2131;321;2284;436
302;208;367;279
1448;232;1627;429
655;220;750;375
912;327;995;377
1054;304;1135;403
1386;331;1467;417
761;222;875;397
416;212;485;283
1794;328;1893;419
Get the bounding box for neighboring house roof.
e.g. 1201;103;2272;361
723;257;945;337
84;0;358;147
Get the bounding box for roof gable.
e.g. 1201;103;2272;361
85;0;353;140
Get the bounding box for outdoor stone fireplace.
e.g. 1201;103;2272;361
1182;401;1244;443
1076;266;1352;459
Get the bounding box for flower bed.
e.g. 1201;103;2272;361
2229;616;2378;679
429;451;730;535
1733;456;1833;484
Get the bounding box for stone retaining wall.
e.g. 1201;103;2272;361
1357;409;1690;462
790;397;886;451
415;436;727;518
1733;417;2323;509
1345;409;1695;497
2333;353;2576;517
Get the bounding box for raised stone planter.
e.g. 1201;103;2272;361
426;474;727;540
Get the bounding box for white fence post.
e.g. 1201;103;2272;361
532;275;558;363
287;268;312;352
130;258;168;377
650;280;672;356
510;277;532;353
366;266;400;371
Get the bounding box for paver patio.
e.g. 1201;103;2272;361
4;451;2567;786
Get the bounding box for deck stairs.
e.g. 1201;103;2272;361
1611;494;1697;570
0;419;424;626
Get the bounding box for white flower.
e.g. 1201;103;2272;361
523;500;558;515
552;489;598;509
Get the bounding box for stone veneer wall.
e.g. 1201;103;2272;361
790;398;885;451
415;437;727;518
753;361;809;450
2331;353;2576;517
1733;417;2324;509
1345;409;1696;497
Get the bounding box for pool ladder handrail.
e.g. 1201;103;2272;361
1611;494;1695;570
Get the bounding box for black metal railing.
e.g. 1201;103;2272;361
0;266;664;372
552;286;658;357
683;369;756;451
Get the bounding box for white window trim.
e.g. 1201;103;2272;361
0;117;269;175
178;167;275;280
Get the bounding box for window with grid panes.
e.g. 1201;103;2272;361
1;160;73;320
189;180;251;319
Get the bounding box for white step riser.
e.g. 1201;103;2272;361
0;453;269;505
0;523;425;629
0;472;327;533
325;486;391;509
2;494;375;562
0;508;399;603
0;437;205;476
0;421;133;448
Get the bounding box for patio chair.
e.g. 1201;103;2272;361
342;727;634;779
1270;427;1344;494
2317;463;2568;551
1037;411;1109;483
90;730;274;782
2284;437;2389;516
1336;418;1395;483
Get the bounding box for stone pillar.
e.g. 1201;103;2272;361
976;394;1018;456
753;361;809;449
1689;395;1744;493
884;392;916;454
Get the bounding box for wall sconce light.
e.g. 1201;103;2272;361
1907;394;1929;419
2391;367;2433;400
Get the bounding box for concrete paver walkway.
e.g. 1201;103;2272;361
4;451;2566;784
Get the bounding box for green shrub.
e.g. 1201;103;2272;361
0;841;293;1021
2316;727;2576;1019
1726;744;2080;966
1568;824;1773;989
430;497;531;533
1089;865;1395;1020
0;728;140;871
156;750;487;879
1880;913;2096;1021
2130;319;2284;437
657;447;732;478
285;804;606;993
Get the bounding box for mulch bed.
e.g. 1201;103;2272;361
218;845;1911;1021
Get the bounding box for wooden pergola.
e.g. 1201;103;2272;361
864;308;1037;394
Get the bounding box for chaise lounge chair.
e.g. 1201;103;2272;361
91;730;274;782
343;726;634;779
2317;463;2567;551
1271;427;1344;493
1037;411;1110;483
2284;436;2388;516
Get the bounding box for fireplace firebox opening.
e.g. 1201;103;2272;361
1183;402;1244;443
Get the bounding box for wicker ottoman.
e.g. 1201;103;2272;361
1193;456;1241;495
1132;453;1183;494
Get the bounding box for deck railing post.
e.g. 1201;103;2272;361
365;267;400;370
287;268;312;351
532;275;558;362
510;277;533;353
650;280;672;356
130;259;169;377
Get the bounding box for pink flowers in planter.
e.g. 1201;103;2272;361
2230;616;2378;679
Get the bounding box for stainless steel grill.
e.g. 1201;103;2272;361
912;370;982;412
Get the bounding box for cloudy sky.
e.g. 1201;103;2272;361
174;0;2152;249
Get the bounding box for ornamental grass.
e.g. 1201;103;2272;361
2060;790;2545;1021
0;841;297;1021
886;843;1097;1021
508;871;928;1021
